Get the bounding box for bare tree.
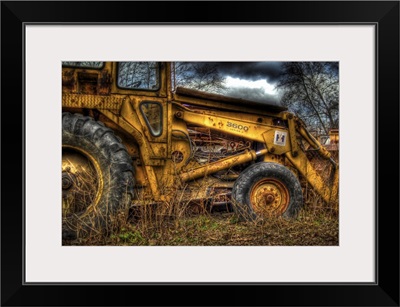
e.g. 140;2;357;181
276;62;339;136
174;62;226;94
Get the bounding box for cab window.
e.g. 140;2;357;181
117;62;160;90
62;62;103;68
140;102;163;137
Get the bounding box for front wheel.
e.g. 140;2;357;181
231;162;303;221
62;113;135;240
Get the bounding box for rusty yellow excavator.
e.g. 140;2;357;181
62;62;338;239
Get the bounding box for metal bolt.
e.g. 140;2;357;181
62;174;73;190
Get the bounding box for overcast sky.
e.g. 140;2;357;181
210;62;282;104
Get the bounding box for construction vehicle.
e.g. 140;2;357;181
62;61;339;239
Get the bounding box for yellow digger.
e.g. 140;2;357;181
62;62;339;239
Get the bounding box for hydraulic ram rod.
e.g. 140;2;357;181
180;149;268;182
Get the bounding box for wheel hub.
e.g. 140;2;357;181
264;193;275;204
250;179;289;216
62;172;74;190
62;146;101;217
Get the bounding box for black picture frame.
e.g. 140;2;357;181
1;1;399;306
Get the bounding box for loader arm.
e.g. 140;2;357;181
173;102;339;204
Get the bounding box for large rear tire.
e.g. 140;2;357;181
62;113;135;240
232;162;303;221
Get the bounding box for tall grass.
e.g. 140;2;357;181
62;143;339;246
63;170;338;246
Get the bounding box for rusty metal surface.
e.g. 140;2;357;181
98;71;112;95
63;93;124;110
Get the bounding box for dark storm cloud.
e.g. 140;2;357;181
215;62;283;83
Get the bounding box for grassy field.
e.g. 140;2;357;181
65;200;339;246
63;157;339;246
